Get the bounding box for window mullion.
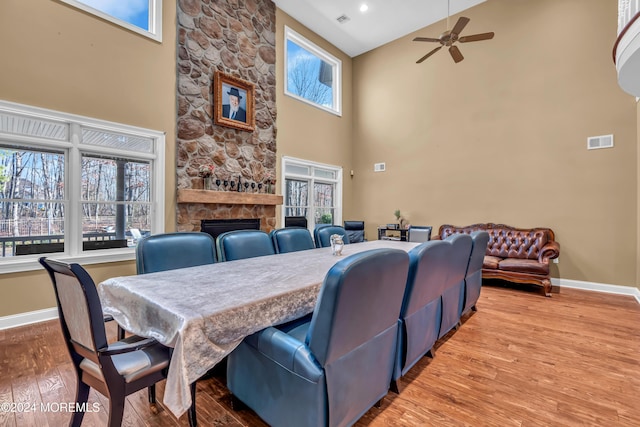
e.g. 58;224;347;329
68;123;82;255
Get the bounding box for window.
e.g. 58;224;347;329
59;0;162;42
0;100;165;273
284;26;342;116
282;157;342;230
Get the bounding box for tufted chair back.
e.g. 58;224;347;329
314;225;351;248
216;229;275;261
136;232;216;274
438;223;554;261
271;227;315;253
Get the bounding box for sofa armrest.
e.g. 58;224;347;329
539;241;560;263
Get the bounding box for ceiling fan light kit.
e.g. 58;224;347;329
414;7;494;64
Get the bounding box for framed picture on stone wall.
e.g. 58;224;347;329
214;71;255;132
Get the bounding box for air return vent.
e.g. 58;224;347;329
336;14;350;24
587;134;614;150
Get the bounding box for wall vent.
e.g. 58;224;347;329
336;14;350;24
374;162;386;172
587;134;614;150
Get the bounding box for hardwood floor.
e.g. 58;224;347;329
1;284;639;426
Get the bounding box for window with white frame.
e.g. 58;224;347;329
282;157;342;230
284;26;342;116
0;100;165;273
59;0;162;42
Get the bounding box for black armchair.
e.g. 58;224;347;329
344;220;366;243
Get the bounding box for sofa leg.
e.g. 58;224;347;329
543;280;552;297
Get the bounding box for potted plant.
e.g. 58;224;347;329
320;213;333;224
394;209;407;229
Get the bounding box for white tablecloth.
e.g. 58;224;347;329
98;240;419;417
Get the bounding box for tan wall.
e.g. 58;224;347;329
352;0;638;286
275;10;354;224
0;0;177;317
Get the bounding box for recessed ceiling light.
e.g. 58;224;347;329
360;4;369;13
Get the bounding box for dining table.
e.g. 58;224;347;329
98;239;420;418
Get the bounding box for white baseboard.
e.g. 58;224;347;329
552;278;640;304
0;307;58;330
1;279;638;330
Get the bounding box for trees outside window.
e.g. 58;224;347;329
282;157;342;230
0;100;164;273
285;26;342;116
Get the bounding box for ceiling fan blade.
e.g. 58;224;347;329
450;16;470;36
416;46;442;63
413;36;442;43
459;32;495;43
449;45;464;63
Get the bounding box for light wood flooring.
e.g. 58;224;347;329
1;282;639;426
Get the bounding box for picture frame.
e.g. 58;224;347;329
213;71;255;132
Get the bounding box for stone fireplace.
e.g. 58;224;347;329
175;0;278;232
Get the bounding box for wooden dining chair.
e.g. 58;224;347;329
39;257;172;427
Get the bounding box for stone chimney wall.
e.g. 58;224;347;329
175;0;277;231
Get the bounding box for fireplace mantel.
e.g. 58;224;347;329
177;189;283;206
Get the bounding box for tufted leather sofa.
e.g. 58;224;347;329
436;223;560;297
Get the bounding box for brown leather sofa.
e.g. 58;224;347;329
436;223;560;296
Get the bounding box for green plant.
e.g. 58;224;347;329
394;209;401;221
320;213;333;224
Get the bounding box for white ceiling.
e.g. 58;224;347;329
274;0;487;57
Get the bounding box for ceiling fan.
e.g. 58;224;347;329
414;2;494;64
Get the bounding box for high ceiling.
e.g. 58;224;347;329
274;0;487;57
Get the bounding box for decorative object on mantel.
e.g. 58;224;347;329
199;164;216;190
213;71;255;132
176;189;283;206
265;174;276;194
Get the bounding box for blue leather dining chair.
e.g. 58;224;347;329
439;233;473;339
136;232;216;274
462;231;490;315
271;227;315;254
314;225;351;248
392;240;449;392
227;248;410;427
135;232;214;427
216;229;275;261
39;257;172;427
